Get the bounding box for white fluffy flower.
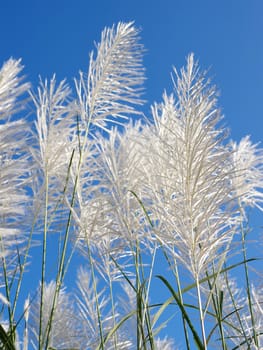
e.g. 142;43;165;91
29;281;79;349
145;55;237;277
0;59;31;260
231;136;263;211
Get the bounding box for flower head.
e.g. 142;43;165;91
146;55;237;277
0;59;31;263
231;136;263;211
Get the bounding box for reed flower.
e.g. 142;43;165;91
29;281;79;349
231;136;263;212
1;22;262;350
0;58;29;119
93;122;151;243
0;58;31;298
154;337;176;350
74;22;145;132
70;21;146;280
30;76;74;200
146;55;237;278
75;266;132;349
0;58;30;246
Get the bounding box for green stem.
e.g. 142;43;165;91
240;219;258;348
87;242;105;350
196;276;207;350
39;173;49;350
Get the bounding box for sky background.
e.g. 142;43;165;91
1;0;263;347
1;0;263;143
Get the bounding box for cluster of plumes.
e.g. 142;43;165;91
26;268;132;349
1;21;263;349
0;59;31;306
24;267;175;350
0;59;30;254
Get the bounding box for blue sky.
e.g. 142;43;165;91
1;0;263;142
1;1;263;347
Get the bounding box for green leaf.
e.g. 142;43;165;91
0;324;16;350
156;275;205;350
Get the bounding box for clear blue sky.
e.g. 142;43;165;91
1;0;263;142
1;1;263;347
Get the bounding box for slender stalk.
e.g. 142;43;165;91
87;242;105;350
44;150;76;349
174;261;191;350
134;240;148;350
138;244;155;350
143;245;156;350
44;111;92;349
107;262;118;349
223;269;250;347
240;216;258;348
1;254;14;343
205;269;227;350
162;248;191;350
11;217;37;319
196;276;207;350
135;241;141;350
39;173;49;350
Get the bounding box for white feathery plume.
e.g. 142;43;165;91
93;121;151;244
29;76;76;227
74;22;145;131
0;58;29;119
75;266;132;349
30;76;73;183
72;121;152;281
0;58;31;282
29;281;79;349
154;337;176;350
146;54;238;278
69;21;146;267
231;135;263;212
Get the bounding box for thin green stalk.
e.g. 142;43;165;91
39;173;49;350
44;110;92;348
143;246;156;350
1;256;11;319
106;262;118;349
1;254;15;346
174;261;191;350
205;269;227;350
43;207;73;350
138;244;155;350
237;201;258;348
161;249;191;350
196;275;207;350
11;215;37;319
223;269;250;347
240;219;258;348
156;274;204;349
134;241;144;350
44;151;77;349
